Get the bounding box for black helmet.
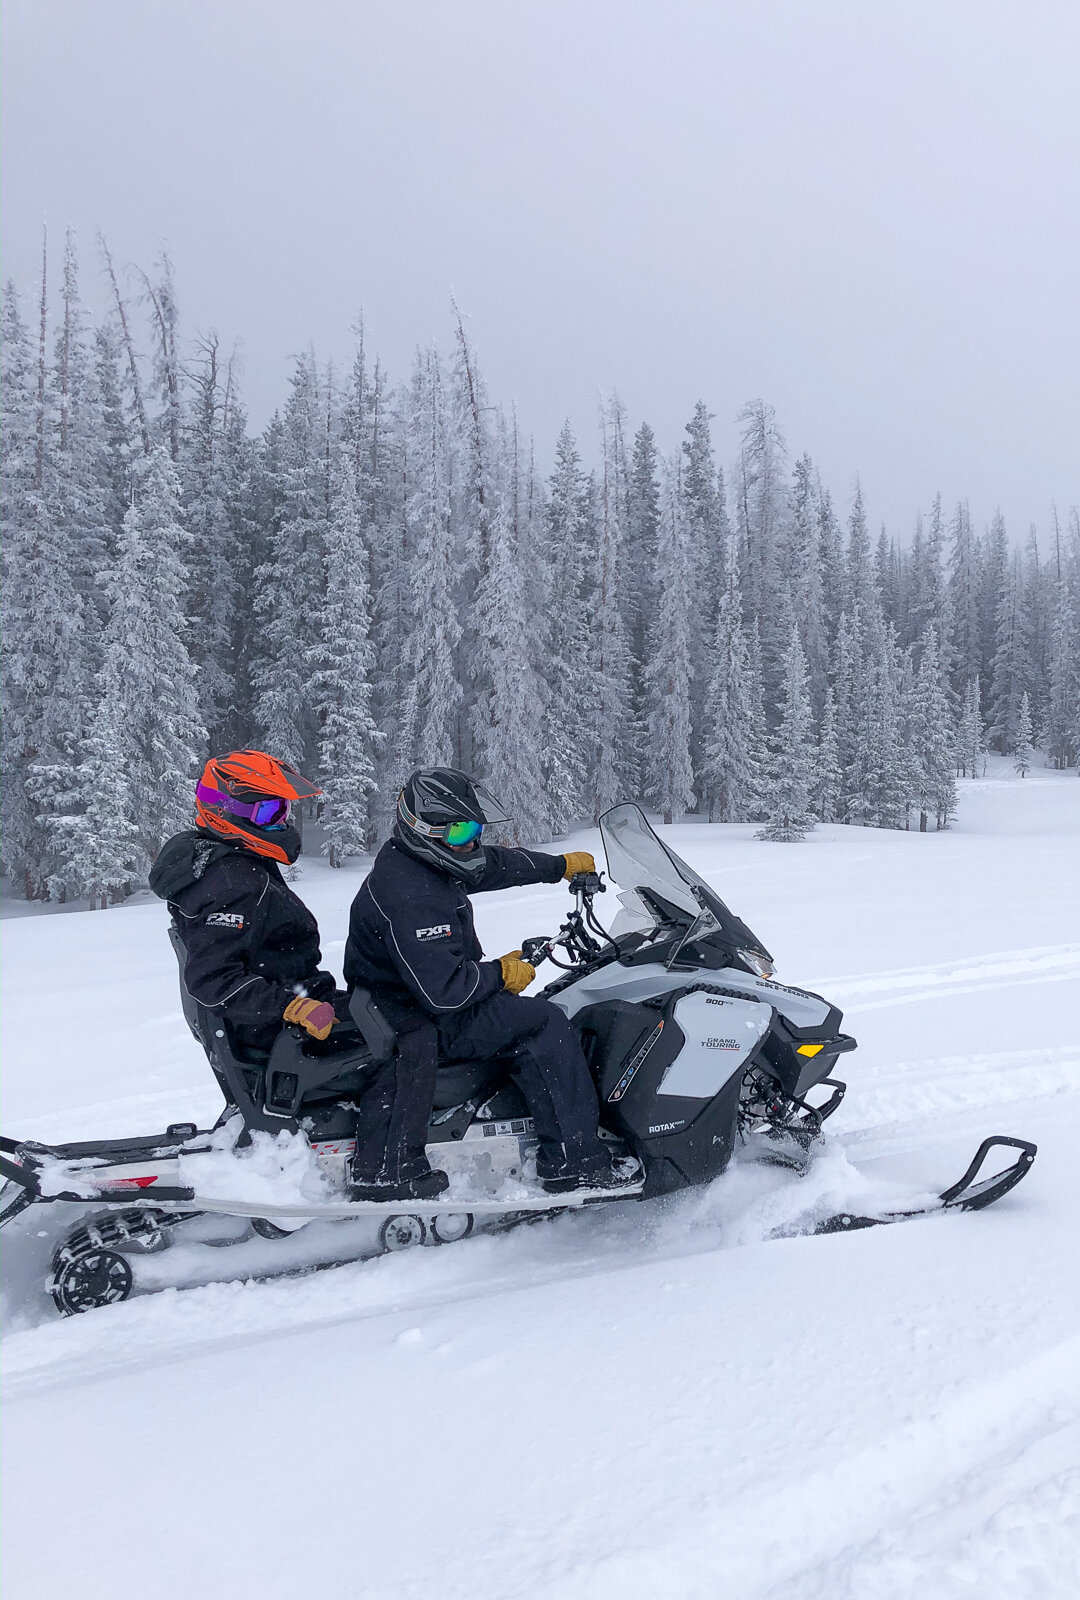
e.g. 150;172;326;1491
394;768;508;883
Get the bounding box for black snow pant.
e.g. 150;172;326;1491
350;991;610;1184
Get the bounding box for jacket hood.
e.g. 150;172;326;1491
149;830;246;901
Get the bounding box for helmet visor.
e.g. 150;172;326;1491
471;784;508;825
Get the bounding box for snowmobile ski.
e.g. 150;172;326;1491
811;1136;1037;1235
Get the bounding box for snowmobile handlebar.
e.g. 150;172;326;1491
520;871;615;972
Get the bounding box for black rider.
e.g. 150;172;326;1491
151;750;342;1056
343;767;639;1201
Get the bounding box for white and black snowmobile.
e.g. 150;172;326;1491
0;803;1037;1316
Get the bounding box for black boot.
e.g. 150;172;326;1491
541;1155;642;1196
349;1166;450;1203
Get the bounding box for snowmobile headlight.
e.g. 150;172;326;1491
738;948;774;978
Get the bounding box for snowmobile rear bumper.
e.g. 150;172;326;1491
0;1135;197;1223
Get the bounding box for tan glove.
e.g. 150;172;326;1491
562;851;596;880
283;996;336;1040
499;951;536;994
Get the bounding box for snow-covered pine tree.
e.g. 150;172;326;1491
947;502;983;703
307;463;379;863
252;351;330;768
988;550;1024;755
1044;515;1079;769
469;458;548;842
588;395;635;818
93;446;206;870
813;687;843;823
93;318;140;561
643;451;695;823
875;525;900;631
734;400;788;631
0;263;90;899
182;333;248;746
343;345;406;836
681;400;727;773
908;625;956;829
541;421;592;832
955;678;987;779
757;628;817;842
38;673;140;907
403;345;461;768
781;454;827;713
700;531;766;823
53;231;111;608
1013;692;1034;777
844;480;874;621
451;305;496;773
829;609;863;820
622;420;661;787
817;485;845;649
980;511;1010;742
846;616;908;829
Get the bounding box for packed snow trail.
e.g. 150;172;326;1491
2;759;1078;1598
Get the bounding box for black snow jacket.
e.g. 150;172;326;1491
343;839;566;1027
151;831;336;1044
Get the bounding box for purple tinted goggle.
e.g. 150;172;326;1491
197;783;290;827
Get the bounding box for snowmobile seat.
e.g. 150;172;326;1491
167;927;373;1143
430;1059;508;1110
344;987;507;1109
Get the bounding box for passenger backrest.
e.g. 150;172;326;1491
347;987;397;1062
168;925;211;1048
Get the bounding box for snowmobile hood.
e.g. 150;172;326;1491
149;830;246;902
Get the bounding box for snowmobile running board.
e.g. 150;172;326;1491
0;1143;645;1220
812;1136;1037;1235
2;1135;1035;1230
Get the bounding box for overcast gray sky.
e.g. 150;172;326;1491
2;0;1077;538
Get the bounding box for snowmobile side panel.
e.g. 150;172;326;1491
572;993;746;1195
658;991;772;1098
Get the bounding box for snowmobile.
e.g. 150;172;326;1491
0;803;1037;1316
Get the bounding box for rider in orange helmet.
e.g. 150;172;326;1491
151;750;342;1054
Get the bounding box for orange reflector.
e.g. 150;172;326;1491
796;1043;825;1057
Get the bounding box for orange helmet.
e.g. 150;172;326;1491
195;750;321;864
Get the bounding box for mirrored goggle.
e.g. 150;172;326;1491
197;783;290;827
444;819;483;847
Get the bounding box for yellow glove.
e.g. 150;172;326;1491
562;851;596;880
283;996;336;1040
499;951;536;994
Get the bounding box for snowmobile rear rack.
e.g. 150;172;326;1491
814;1136;1037;1235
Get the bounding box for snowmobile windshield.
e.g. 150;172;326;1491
598;803;767;962
598;805;717;921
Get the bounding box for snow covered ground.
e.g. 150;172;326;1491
3;759;1079;1599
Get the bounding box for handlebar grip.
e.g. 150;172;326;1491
569;871;605;895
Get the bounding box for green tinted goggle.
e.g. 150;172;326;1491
444;819;483;847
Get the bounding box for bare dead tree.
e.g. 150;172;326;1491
98;233;150;456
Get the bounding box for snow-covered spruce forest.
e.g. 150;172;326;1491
3;238;1079;908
